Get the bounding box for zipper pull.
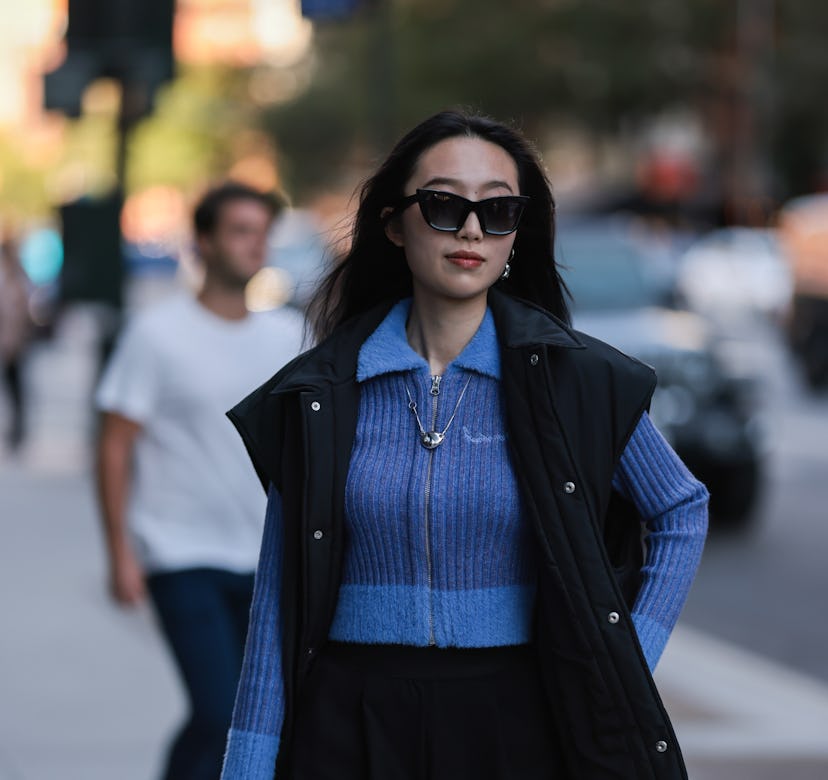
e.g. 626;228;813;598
430;375;442;396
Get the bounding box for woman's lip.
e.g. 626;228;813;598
446;251;484;261
447;255;484;270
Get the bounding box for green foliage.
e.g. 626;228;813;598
259;89;358;199
1;113;118;220
259;0;738;196
256;0;828;201
127;66;258;192
0;132;52;219
772;2;828;195
7;0;828;218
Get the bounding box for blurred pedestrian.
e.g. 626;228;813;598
94;182;304;780
0;235;33;452
220;111;709;779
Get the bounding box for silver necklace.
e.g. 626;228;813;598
405;375;472;449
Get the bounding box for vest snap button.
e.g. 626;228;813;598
529;353;539;366
655;740;668;753
564;481;575;494
313;529;323;540
608;611;620;624
311;401;321;411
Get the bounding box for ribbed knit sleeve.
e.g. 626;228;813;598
221;485;285;779
612;412;709;671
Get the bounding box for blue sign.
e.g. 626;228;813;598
301;0;361;20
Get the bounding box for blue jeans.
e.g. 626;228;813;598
147;567;254;780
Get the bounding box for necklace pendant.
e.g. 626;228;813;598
420;431;445;449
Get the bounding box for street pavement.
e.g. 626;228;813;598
2;305;828;779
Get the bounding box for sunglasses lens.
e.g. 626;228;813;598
481;199;525;235
422;192;468;230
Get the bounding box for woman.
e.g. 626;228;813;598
221;110;708;779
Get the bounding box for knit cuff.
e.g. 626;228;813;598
221;728;280;780
631;613;671;672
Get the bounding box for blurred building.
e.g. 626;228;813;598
0;1;313;212
0;1;64;128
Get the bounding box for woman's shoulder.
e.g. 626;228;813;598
490;292;656;412
570;326;655;379
491;291;651;369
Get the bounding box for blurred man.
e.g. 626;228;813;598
0;236;32;453
95;183;304;780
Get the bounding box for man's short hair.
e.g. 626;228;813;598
193;182;285;238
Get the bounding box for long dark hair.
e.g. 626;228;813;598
308;110;569;341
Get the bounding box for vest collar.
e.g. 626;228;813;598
270;291;583;395
487;288;584;350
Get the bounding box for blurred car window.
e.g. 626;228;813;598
556;220;767;528
558;224;677;312
677;227;792;321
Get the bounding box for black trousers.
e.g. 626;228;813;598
289;641;566;780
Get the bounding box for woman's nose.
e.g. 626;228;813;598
457;209;484;240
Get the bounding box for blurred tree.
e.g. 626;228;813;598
256;0;738;199
0;133;53;219
11;0;827;219
394;0;728;133
772;2;828;197
127;66;258;192
256;0;828;207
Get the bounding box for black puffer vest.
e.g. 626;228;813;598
228;290;686;779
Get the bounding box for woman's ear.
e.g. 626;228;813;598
381;207;405;248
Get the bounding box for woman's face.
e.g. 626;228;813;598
385;135;520;309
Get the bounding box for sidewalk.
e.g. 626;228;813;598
3;305;828;779
0;463;184;780
5;459;828;780
657;627;828;779
0;304;184;780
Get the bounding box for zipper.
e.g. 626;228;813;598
423;374;441;646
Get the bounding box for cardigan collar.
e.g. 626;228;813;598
265;289;583;395
356;299;501;381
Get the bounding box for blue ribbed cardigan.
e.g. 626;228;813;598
221;301;709;778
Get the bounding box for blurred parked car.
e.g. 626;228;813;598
778;194;828;389
677;227;792;322
557;223;768;526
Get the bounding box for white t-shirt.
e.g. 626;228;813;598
96;294;304;574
